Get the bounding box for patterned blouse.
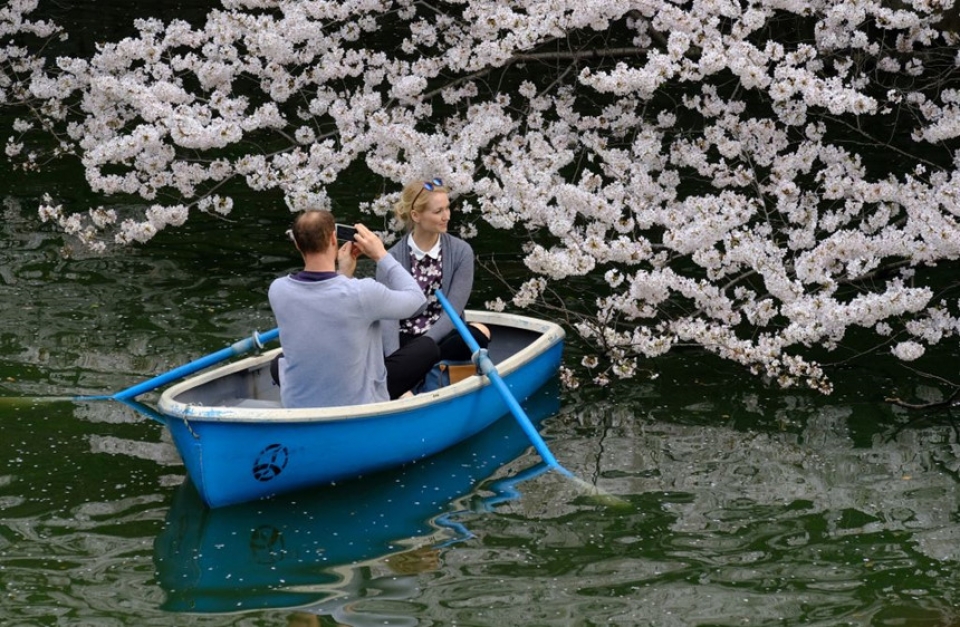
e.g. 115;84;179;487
399;237;443;337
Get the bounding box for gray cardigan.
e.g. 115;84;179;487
378;232;476;355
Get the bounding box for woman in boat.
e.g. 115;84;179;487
381;177;491;366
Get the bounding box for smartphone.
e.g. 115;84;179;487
335;223;358;242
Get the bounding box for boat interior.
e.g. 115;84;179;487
169;318;548;408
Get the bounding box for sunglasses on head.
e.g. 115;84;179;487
412;177;444;206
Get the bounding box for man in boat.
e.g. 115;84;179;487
269;209;439;408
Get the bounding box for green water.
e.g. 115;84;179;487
3;3;960;626
4;149;960;627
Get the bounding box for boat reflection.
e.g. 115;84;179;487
153;378;560;614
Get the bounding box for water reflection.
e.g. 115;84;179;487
153;382;560;615
442;395;960;626
5;359;960;624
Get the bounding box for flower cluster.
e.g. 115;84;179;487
7;0;960;392
0;1;60;104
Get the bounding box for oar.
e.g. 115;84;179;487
75;328;279;402
435;290;619;501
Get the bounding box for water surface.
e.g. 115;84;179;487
4;184;960;626
2;2;960;624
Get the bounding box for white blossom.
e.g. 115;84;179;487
891;341;925;361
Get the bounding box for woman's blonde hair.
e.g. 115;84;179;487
394;178;449;231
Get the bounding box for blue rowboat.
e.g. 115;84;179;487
154;382;560;613
157;310;565;508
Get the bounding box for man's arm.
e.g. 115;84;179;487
372;255;427;318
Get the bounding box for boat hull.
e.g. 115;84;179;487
155;382;561;613
159;311;564;508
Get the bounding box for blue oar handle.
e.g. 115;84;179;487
434;290;569;475
82;328;279;402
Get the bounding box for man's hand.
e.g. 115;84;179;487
351;224;388;262
337;241;358;277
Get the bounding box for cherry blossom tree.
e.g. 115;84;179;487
4;0;960;393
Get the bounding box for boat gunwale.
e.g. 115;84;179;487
157;310;564;424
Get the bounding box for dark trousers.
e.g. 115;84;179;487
436;324;491;362
390;325;489;397
385;335;440;399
